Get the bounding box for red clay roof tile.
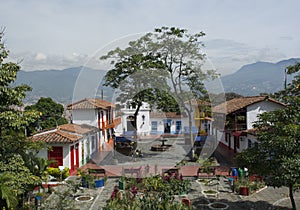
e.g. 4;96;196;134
213;96;285;115
67;98;115;110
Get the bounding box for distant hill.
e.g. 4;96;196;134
15;67;113;104
14;58;300;104
221;58;300;96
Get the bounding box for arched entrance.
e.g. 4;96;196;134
126;115;136;131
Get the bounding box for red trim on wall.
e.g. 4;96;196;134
70;145;75;171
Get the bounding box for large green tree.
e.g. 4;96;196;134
101;39;170;135
236;63;300;210
0;30;44;209
25;97;68;134
101;27;215;146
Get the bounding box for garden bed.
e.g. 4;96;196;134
105;174;192;209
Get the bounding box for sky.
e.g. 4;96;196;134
1;0;299;75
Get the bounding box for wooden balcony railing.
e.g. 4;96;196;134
105;117;122;129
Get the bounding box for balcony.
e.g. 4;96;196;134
225;123;247;132
106;117;122;129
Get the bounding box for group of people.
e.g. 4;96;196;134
228;166;249;192
230;166;249;179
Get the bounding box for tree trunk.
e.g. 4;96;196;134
185;107;194;159
133;104;142;139
289;184;297;210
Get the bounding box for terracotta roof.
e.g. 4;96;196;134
32;123;99;144
213;96;286;115
150;112;185;119
32;130;81;144
58;124;99;134
67;98;115;110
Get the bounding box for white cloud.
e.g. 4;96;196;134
204;39;288;75
10;52;91;71
35;53;47;61
1;0;299;74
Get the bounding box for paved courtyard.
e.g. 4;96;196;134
44;136;300;209
46;175;300;210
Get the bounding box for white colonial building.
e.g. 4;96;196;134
114;101;151;136
32;124;99;175
114;99;212;138
149;112;188;135
213;96;286;153
32;98;120;174
67;98;120;146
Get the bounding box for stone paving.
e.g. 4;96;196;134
92;136;219;169
43;136;300;209
44;174;300;209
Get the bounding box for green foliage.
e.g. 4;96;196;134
0;155;41;209
236;63;300;210
47;167;70;180
25;97;68;134
0;172;18;209
101;27;215;136
23;153;51;179
233;178;265;194
105;175;191;210
0;31;47;209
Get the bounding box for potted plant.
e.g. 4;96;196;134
81;172;94;188
233;177;250;196
94;177;105;188
118;176;126;190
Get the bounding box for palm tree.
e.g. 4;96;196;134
0;172;19;209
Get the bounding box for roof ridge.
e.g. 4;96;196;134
67;98;89;108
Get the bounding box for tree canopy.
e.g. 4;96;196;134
101;27;215;143
0;30;45;209
236;63;300;210
25;97;68;134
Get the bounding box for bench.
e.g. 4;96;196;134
162;168;179;177
197;167;216;178
123;167;142;177
88;168;106;178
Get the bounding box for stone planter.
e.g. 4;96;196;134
202;190;219;198
75;196;94;202
208;202;229;210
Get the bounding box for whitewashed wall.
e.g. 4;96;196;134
116;102;151;136
71;109;97;127
36;133;98;169
247;101;285;129
36;143;70;168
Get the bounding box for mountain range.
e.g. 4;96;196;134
221;58;300;95
14;58;300;105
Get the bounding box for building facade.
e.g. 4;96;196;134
32;124;99;174
67;98;120;149
213;96;285;153
114;101;151;137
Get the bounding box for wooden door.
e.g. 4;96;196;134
48;146;63;167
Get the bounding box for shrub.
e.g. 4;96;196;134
47;167;70;180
